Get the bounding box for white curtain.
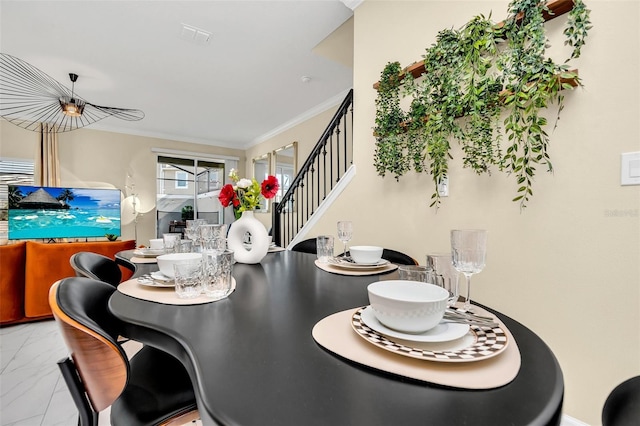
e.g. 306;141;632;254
35;123;60;186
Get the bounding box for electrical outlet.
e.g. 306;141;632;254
621;152;640;186
437;176;449;197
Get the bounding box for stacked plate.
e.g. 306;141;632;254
133;248;165;258
327;257;390;271
137;271;175;288
351;306;509;363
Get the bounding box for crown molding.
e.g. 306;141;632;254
248;88;352;148
340;0;363;11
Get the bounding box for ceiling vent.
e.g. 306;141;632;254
180;24;211;45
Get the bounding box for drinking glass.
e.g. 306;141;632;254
202;249;234;300
336;221;353;258
397;265;432;282
450;229;487;311
185;219;207;243
316;235;334;263
175;239;193;253
162;233;182;254
173;260;203;299
426;253;459;307
199;224;227;252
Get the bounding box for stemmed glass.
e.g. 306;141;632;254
185;219;207;252
336;221;353;258
450;229;487;311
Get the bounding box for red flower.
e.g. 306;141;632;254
261;175;279;199
218;184;237;207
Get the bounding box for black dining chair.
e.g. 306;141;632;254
602;375;640;426
290;238;317;254
49;277;199;426
340;248;418;266
380;248;419;266
70;252;123;286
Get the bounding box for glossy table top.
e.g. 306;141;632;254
110;250;563;426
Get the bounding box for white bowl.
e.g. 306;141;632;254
350;246;383;264
156;253;202;279
149;238;164;250
367;280;449;333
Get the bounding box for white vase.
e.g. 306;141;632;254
226;211;269;264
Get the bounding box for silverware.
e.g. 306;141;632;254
443;311;499;328
446;309;495;321
443;315;499;328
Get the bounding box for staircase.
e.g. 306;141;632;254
272;89;354;249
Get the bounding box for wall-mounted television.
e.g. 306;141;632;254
8;185;121;240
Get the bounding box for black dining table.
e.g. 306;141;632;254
110;249;563;426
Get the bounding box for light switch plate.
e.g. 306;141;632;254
621;152;640;186
437;176;449;197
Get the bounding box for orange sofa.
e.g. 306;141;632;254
0;239;136;325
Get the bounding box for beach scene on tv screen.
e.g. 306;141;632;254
8;186;121;240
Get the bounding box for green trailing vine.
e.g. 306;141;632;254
373;61;408;180
373;0;591;209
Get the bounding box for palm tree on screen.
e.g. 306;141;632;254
8;187;24;208
57;189;75;206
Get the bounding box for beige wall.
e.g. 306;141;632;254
303;1;639;424
1;121;245;244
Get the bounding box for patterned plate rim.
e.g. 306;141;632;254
350;306;509;363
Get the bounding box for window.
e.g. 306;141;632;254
0;158;35;237
175;171;188;189
156;155;236;238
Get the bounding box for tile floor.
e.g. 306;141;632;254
1;319;81;426
0;319;150;426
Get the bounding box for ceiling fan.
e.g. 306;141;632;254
0;53;144;132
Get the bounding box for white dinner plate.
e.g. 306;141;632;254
328;258;390;270
359;306;469;343
133;248;165;258
150;271;173;282
351;307;509;363
137;279;175;288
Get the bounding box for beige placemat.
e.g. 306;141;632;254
315;259;398;276
117;278;236;305
312;307;520;389
130;256;158;264
268;246;286;253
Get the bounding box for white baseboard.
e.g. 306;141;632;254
561;414;591;426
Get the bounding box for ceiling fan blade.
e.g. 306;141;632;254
0;53;144;132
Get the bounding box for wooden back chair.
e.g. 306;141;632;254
49;277;199;426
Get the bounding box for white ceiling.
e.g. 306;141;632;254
0;0;354;149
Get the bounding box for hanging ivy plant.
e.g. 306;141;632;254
372;0;591;209
373;61;408;181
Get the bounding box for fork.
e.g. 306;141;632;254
443;311;499;328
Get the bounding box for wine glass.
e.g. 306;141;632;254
450;229;487;311
336;221;353;258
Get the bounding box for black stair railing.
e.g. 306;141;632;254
272;89;353;248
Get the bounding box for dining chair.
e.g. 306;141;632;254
339;248;418;266
49;277;199;426
602;375;640;426
380;248;419;266
114;254;136;275
69;252;123;286
290;238;318;254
